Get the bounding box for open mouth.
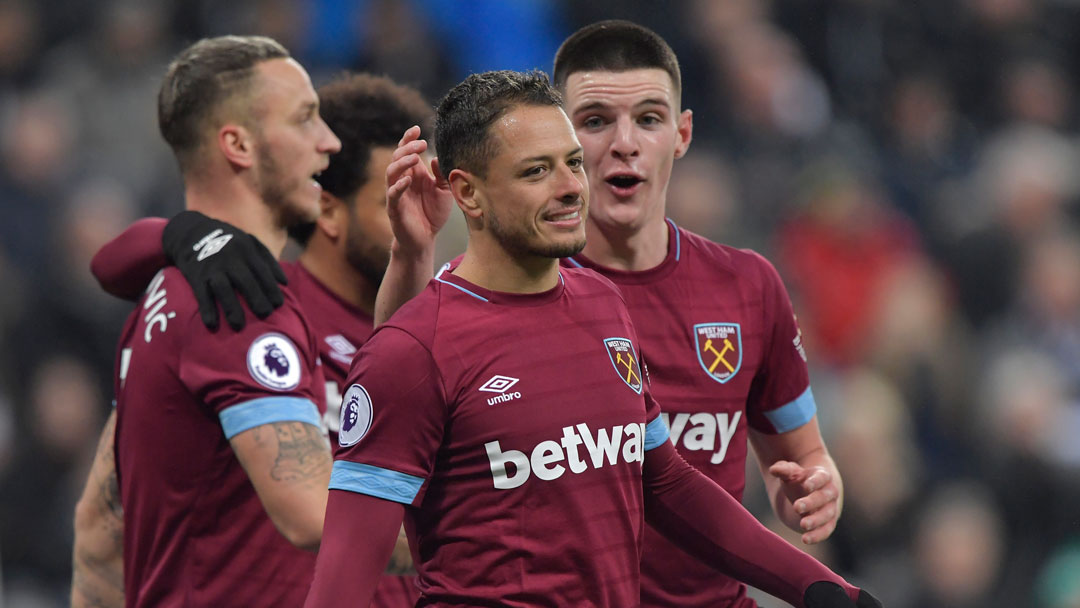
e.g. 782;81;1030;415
606;175;642;188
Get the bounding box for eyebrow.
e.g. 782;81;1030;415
572;98;671;115
518;146;583;164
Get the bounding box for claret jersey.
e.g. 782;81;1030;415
566;219;816;608
113;267;324;607
331;267;669;607
282;260;420;608
282;261;374;437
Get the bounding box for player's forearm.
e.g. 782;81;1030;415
72;543;124;608
374;238;435;327
72;500;124;608
72;411;125;607
306;490;404;607
231;421;332;551
90;217;169;300
643;442;857;608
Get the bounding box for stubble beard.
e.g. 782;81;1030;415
344;230;390;288
255;145;317;230
488;208;586;259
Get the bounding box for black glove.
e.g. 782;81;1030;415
803;581;883;608
162;210;288;331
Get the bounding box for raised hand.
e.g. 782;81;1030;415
769;460;841;545
385;125;453;256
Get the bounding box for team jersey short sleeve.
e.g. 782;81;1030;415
176;304;322;439
330;326;445;506
745;253;815;434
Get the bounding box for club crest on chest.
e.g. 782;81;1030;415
693;323;742;384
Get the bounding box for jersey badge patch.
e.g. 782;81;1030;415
604;337;643;394
694;323;742;384
338;384;373;447
246;332;302;391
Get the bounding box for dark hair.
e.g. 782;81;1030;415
434;69;562;178
290;73;433;246
158;35;289;173
553;20;681;99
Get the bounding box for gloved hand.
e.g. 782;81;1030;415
804;581;883;608
162;210;287;331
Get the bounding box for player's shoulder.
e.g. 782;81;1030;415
678;225;780;286
561;264;624;296
372;280;443;349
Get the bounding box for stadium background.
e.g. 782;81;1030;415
1;0;1079;606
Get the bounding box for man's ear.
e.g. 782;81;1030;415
219;123;255;168
674;108;693;160
449;168;482;220
315;191;345;240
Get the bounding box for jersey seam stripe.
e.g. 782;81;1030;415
763;386;816;433
665;217;681;261
434;276;489;301
218;397;321;439
329;460;424;504
644;415;671;451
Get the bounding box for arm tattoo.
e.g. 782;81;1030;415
253;422;331;484
94;421;123;520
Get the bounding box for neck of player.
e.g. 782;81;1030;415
184;181;287;259
454;242;563;294
580;214;669;272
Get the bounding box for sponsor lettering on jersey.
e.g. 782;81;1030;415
693;323;742;384
792;316;808;362
142;271;176;343
338;384;373;447
479;375;522;406
661;411;742;464
246;333;302;391
485;421;645;489
604;338;642;394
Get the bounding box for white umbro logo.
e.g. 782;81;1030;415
478;375;519;393
479;375;522;406
193;229;233;261
325;334;357;366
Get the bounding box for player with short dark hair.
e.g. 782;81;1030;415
71;35;340;607
555;20;847;607
80;70;444;607
304;69;878;608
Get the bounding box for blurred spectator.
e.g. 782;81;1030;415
0;356;105;607
825;368;922;608
910;481;1006;608
943;125;1080;329
665;149;742;246
1035;542;1080;608
775;159;923;367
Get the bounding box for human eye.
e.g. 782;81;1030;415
639;113;663;126
581;115;605;129
521;165;547;178
566;156;584;171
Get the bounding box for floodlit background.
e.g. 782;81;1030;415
1;1;1079;606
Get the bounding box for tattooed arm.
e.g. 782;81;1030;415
72;410;124;608
230;421;332;550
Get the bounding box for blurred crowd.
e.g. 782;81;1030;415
1;1;1079;607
